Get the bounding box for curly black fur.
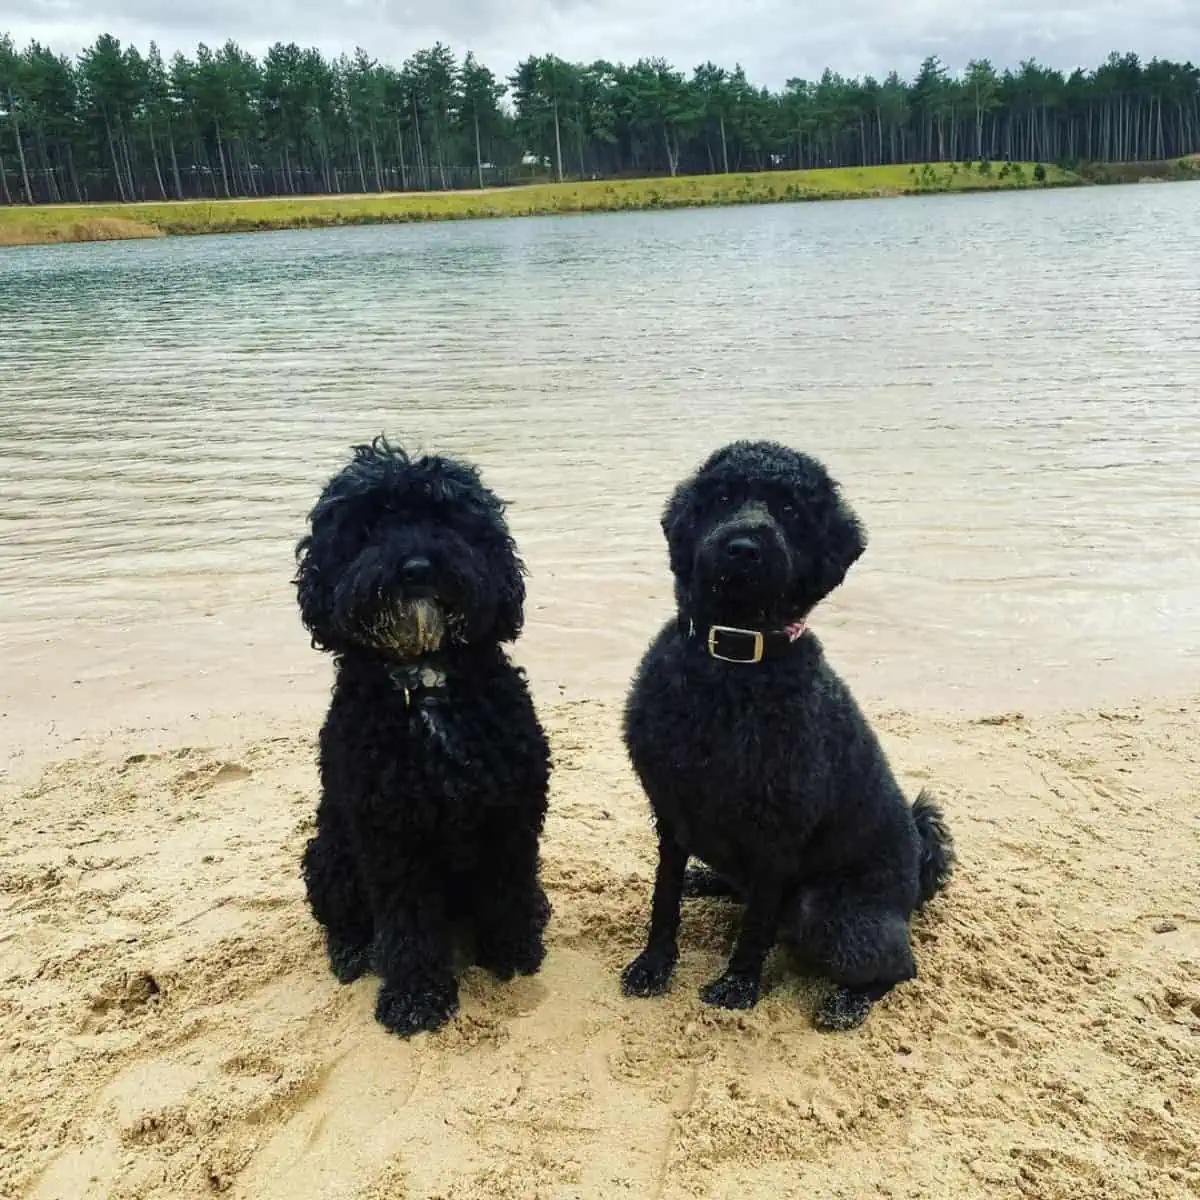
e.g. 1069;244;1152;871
296;437;551;1037
621;440;955;1031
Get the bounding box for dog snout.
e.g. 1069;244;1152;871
725;536;762;563
400;555;434;588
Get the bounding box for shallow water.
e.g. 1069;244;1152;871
3;183;1199;753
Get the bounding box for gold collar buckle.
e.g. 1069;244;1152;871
706;625;765;664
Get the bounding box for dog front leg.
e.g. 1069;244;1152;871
302;804;373;984
621;828;687;997
368;874;459;1037
474;818;550;981
700;882;784;1010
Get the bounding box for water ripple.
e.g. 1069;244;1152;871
2;184;1199;722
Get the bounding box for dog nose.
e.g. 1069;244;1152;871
726;536;761;562
400;556;433;587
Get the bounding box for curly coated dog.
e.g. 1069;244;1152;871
621;440;955;1031
295;437;551;1037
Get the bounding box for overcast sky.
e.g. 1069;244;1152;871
4;0;1197;89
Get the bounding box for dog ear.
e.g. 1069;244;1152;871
473;480;526;644
660;475;697;581
294;533;335;650
811;483;867;598
294;447;385;651
491;545;527;643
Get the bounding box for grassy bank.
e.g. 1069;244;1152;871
0;159;1134;246
1074;154;1200;184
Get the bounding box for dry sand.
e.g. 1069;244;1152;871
2;694;1198;1200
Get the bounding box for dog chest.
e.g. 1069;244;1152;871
322;678;547;828
625;636;831;863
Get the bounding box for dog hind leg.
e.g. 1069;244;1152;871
785;889;918;1033
683;863;741;900
472;817;550;981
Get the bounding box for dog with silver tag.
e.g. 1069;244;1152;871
620;440;955;1031
295;437;551;1037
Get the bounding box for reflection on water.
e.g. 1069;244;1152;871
2;183;1199;747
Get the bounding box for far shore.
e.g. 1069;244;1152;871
1;157;1197;247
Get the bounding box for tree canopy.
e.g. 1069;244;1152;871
1;33;1197;204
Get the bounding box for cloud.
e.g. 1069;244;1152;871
4;0;1197;88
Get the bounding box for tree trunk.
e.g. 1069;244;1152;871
102;108;127;201
430;111;448;190
148;124;168;199
167;124;184;199
316;125;334;192
370;127;383;191
8;90;34;203
354;133;367;192
410;96;428;189
552;100;564;181
239;142;254;195
117;117;137;200
215;120;231;197
663;125;679;176
65;141;82;202
0;161;11;205
395;117;409;191
473;108;484;189
283;140;296;194
36;128;62;202
719;113;729;173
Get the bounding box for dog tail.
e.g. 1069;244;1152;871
912;789;956;907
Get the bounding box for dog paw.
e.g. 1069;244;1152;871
374;982;459;1037
621;946;677;997
814;986;874;1032
327;937;371;985
700;971;760;1010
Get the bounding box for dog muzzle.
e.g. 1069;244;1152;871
364;597;446;659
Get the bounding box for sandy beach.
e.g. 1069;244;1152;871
3;686;1198;1199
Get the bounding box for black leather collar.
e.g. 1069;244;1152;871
684;617;808;664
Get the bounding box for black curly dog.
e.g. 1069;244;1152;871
621;440;955;1031
295;438;551;1037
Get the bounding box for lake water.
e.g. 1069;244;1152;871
2;183;1199;758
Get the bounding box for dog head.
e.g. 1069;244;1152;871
295;437;525;658
661;440;866;626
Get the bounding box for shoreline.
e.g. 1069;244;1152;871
1;158;1196;247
